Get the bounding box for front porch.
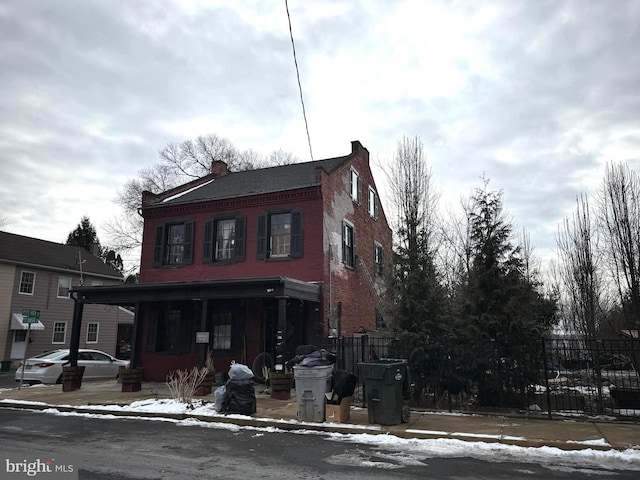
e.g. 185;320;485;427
71;277;322;382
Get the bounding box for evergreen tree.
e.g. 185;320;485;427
66;215;101;254
460;181;557;406
66;216;124;274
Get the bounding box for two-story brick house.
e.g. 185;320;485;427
72;141;392;381
0;232;133;369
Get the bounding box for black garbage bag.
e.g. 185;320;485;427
220;379;256;415
328;369;357;404
288;346;337;368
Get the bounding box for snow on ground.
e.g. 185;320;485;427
2;397;640;473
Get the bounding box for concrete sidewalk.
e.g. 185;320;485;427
0;379;638;452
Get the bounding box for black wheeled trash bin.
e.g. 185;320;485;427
358;359;410;426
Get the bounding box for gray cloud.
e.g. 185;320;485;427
1;0;638;270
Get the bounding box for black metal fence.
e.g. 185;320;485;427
322;335;640;419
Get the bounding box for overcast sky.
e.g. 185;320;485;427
1;0;639;270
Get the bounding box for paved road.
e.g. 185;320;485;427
0;408;638;479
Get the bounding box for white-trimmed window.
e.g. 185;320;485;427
19;271;35;295
350;168;361;203
52;322;67;344
342;221;356;268
57;276;71;298
368;187;378;219
86;323;99;343
374;243;384;277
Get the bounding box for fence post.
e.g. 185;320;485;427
541;338;552;420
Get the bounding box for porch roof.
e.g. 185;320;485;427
71;277;322;306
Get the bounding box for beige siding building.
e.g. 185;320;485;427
0;232;133;370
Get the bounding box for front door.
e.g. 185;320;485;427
10;330;27;359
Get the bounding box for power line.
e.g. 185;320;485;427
285;0;314;162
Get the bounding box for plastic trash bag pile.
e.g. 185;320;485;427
287;345;337;368
214;361;256;415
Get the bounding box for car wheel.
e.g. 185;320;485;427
55;374;63;384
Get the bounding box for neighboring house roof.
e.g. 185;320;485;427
0;231;123;280
151;154;350;208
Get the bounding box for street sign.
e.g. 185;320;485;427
22;309;40;324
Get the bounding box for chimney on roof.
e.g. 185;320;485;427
351;140;369;161
211;160;229;178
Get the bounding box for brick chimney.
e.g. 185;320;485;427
211;160;229;178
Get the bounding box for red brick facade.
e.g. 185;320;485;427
139;141;391;337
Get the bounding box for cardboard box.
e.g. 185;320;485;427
325;396;352;423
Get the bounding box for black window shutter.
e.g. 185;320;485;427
290;211;303;257
256;214;266;259
235;216;246;260
153;225;164;267
341;221;346;264
183;221;194;264
202;220;213;263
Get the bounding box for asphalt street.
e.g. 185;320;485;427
0;407;637;480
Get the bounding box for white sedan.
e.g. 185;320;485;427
15;349;130;385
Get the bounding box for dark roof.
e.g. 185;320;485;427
0;231;123;280
155;155;349;207
73;277;321;305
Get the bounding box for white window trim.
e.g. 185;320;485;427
52;322;67;344
57;275;72;299
350;168;361;204
18;270;36;295
86;322;99;343
368;187;378;219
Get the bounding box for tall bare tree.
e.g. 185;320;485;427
556;194;606;339
597;162;640;331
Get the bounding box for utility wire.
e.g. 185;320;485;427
285;0;314;161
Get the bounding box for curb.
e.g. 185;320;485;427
0;401;624;451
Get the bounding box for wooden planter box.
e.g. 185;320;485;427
119;366;144;392
270;372;293;400
194;371;216;396
62;366;85;392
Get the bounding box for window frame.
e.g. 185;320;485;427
256;209;303;260
19;270;36;295
374;242;384;277
86;322;99;343
153;220;194;267
342;220;356;269
368;186;378;219
57;276;72;299
350;168;361;204
203;215;246;264
52;322;67;344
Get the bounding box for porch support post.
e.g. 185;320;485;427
129;302;141;369
69;298;84;367
275;297;287;370
201;300;208;367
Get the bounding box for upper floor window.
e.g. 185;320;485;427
203;216;246;264
374;243;384;277
153;221;194;267
350;168;361;204
257;210;303;260
368;187;378;219
342;221;356;268
57;276;71;298
52;322;67;344
86;322;99;343
19;271;35;295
